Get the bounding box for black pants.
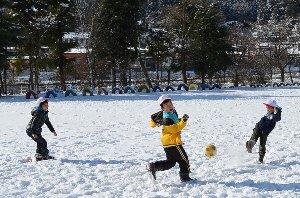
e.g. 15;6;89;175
153;145;190;174
250;127;268;157
27;132;49;156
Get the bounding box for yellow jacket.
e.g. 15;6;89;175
149;114;187;147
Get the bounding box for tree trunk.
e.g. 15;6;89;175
156;59;160;84
234;69;239;87
280;67;285;82
111;65;116;88
128;66;132;85
3;65;7;94
137;46;152;89
12;69;15;90
181;64;187;84
0;70;3;96
58;37;66;90
27;55;34;91
289;65;293;83
34;59;39;92
201;72;205;84
167;70;171;85
58;57;66;91
119;62;128;87
57;22;66;91
160;64;163;83
181;53;187;84
269;66;273;82
87;49;96;89
88;56;94;88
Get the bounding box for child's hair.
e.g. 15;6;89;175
40;100;48;107
160;99;171;109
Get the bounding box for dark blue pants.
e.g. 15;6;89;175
27;132;49;156
251;128;268;157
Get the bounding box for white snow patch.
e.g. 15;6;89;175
0;88;299;197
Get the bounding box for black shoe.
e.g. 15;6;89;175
180;173;193;182
259;155;264;164
44;155;55;160
147;163;157;180
35;154;54;161
35;153;43;161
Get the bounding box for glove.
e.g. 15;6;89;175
275;106;282;113
182;114;189;122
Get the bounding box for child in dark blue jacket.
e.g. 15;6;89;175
26;97;57;161
246;99;282;163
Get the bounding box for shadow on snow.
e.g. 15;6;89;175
219;180;300;192
60;158;140;166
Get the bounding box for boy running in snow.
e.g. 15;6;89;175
148;95;193;182
26;97;57;161
246;99;282;163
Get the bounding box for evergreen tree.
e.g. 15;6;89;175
11;0;76;91
11;0;51;90
163;0;193;84
286;0;300;17
164;0;232;84
188;1;233;83
46;0;76;90
146;28;171;85
93;0;142;87
0;0;17;95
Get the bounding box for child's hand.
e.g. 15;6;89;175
275;107;282;113
182;114;189;122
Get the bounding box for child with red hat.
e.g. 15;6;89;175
246;99;282;163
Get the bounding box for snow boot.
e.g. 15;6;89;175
44;155;55;160
35;153;44;161
258;154;264;164
147;163;157;180
180;173;193;182
246;140;256;153
35;154;54;161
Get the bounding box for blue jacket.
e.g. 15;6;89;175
256;108;281;135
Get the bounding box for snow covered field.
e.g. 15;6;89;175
0;87;299;197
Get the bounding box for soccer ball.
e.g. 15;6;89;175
204;144;217;158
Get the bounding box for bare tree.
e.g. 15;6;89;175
228;22;254;86
74;0;101;88
254;1;299;82
163;1;192;84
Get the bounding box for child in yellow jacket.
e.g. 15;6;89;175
148;95;192;182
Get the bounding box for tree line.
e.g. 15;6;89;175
0;0;299;95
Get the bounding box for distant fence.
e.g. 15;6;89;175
6;83;61;95
3;70;300;95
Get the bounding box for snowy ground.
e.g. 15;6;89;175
0;87;299;198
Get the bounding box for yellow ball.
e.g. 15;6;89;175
204;144;217;158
